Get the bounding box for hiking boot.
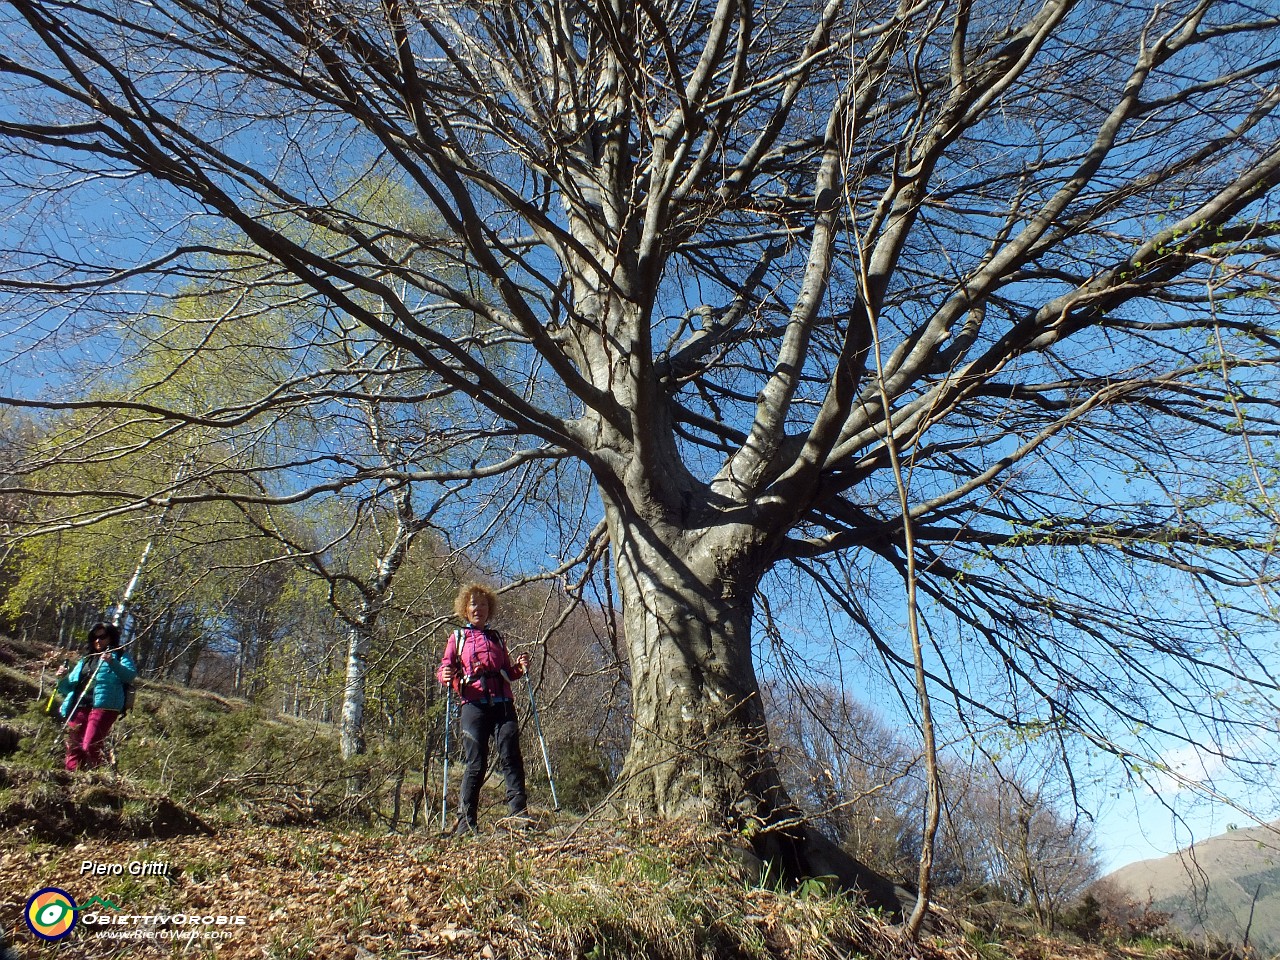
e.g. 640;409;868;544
452;817;479;837
498;810;536;833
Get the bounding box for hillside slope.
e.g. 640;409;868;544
0;631;1266;960
1102;821;1280;955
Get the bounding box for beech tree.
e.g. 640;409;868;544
3;0;1280;891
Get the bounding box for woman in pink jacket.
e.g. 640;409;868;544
438;583;530;833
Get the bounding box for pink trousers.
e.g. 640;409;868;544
65;707;118;771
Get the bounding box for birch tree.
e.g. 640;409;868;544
3;0;1280;889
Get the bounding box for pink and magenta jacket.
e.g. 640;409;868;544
437;626;524;703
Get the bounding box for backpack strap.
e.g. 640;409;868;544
77;658;100;699
456;628;472;676
455;627;476;698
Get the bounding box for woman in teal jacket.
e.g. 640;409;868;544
56;622;138;771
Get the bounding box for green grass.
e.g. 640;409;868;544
965;929;1014;960
4;673;354;828
264;923;319;960
183;853;231;883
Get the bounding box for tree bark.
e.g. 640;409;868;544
340;621;373;760
606;497;915;917
611;512;775;819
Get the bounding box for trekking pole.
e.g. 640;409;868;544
41;660;66;717
39;658;65;723
439;685;452;832
506;668;559;810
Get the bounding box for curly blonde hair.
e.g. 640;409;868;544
454;582;498;623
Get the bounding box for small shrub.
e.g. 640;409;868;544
1059;891;1104;941
544;738;612;813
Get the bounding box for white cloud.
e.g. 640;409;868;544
1149;743;1229;796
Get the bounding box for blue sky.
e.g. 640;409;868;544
1093;744;1280;872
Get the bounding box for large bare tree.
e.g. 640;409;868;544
3;0;1279;891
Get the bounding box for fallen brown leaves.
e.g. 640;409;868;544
3;816;969;960
2;815;1219;960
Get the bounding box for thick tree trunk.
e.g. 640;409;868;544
607;502;915;917
612;519;782;824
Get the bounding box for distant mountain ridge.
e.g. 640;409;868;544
1102;820;1280;956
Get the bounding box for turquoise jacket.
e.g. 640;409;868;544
58;652;138;717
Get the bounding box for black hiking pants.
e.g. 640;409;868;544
458;699;527;826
